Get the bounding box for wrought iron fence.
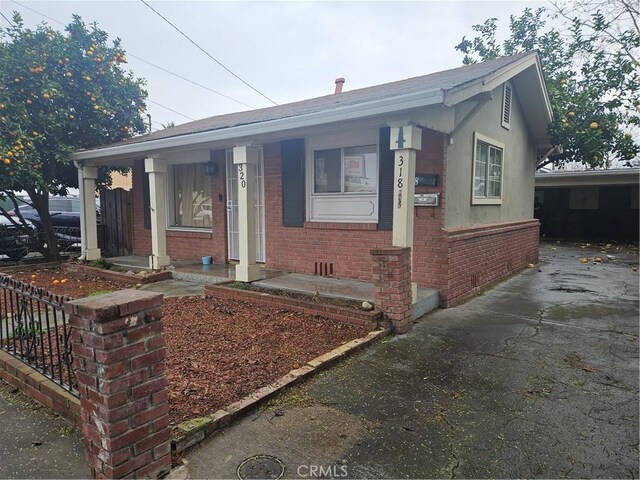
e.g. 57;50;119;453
0;274;76;395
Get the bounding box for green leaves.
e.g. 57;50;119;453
455;4;639;169
0;12;148;193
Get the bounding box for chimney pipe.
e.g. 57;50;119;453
334;77;345;94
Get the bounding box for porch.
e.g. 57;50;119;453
107;256;440;320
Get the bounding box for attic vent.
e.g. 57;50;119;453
502;82;512;129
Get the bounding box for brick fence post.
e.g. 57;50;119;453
370;247;413;333
64;290;171;479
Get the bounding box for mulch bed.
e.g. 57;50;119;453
5;268;133;299
163;296;369;425
1;270;371;427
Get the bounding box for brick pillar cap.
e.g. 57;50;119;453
64;289;163;321
370;247;411;256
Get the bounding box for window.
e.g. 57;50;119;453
472;133;504;205
307;132;379;222
314;145;377;194
171;164;212;228
502;82;512;129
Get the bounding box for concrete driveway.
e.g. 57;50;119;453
171;242;639;479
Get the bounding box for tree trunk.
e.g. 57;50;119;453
26;188;60;262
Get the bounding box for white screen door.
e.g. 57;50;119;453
226;149;266;262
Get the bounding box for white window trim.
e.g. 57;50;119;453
305;129;379;223
501;82;512;130
471;132;505;206
166;162;213;231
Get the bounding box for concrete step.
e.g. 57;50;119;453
170;270;230;285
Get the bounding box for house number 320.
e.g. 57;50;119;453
238;164;247;188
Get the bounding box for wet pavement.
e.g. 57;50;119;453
171;242;639;479
0;380;88;479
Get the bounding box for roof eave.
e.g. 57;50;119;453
442;52;552;119
71;88;445;163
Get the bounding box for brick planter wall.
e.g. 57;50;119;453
64;264;171;285
0;351;80;425
371;247;413;333
204;284;382;329
64;290;171;479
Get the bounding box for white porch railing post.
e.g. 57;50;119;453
389;124;422;301
77;164;101;261
144;157;171;270
233;145;261;282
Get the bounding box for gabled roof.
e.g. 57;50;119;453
72;51;552;162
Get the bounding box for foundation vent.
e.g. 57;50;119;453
314;262;334;277
470;273;480;290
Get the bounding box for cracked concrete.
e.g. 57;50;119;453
171;242;639;479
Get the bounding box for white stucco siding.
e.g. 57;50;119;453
444;83;537;228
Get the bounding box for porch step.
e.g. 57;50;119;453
413;288;440;320
170;270;230;285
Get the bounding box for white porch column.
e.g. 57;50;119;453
77;164;101;261
389;124;422;300
144;157;171;270
233;145;261;282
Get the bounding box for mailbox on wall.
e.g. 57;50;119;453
415;193;439;207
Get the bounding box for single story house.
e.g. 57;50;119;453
71;51;553;307
535;168;639;241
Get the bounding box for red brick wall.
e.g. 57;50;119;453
371;247;413;333
411;130;448;290
441;219;539;306
65;290;171;479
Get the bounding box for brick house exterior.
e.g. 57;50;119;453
72;52;552;307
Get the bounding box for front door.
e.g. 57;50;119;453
226;149;266;262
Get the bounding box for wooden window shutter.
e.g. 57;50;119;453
281;138;305;227
378;127;394;230
142;168;151;230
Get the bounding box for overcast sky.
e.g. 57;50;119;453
0;0;548;131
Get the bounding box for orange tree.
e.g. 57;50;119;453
455;6;639;169
0;13;147;260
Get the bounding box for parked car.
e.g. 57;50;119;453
0;216;35;261
14;196;100;248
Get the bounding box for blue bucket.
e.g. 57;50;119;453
202;256;213;265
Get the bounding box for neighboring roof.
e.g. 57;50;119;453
73;51;552;162
536;168;640;187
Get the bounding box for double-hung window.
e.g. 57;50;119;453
308;132;379;222
472;132;504;205
171;163;212;228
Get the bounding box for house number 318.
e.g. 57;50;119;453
238;164;247;188
397;155;404;188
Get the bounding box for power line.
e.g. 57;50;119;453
139;0;278;106
128;54;255;109
146;99;195;121
1;11;15;27
11;0;59;25
8;0;199;122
